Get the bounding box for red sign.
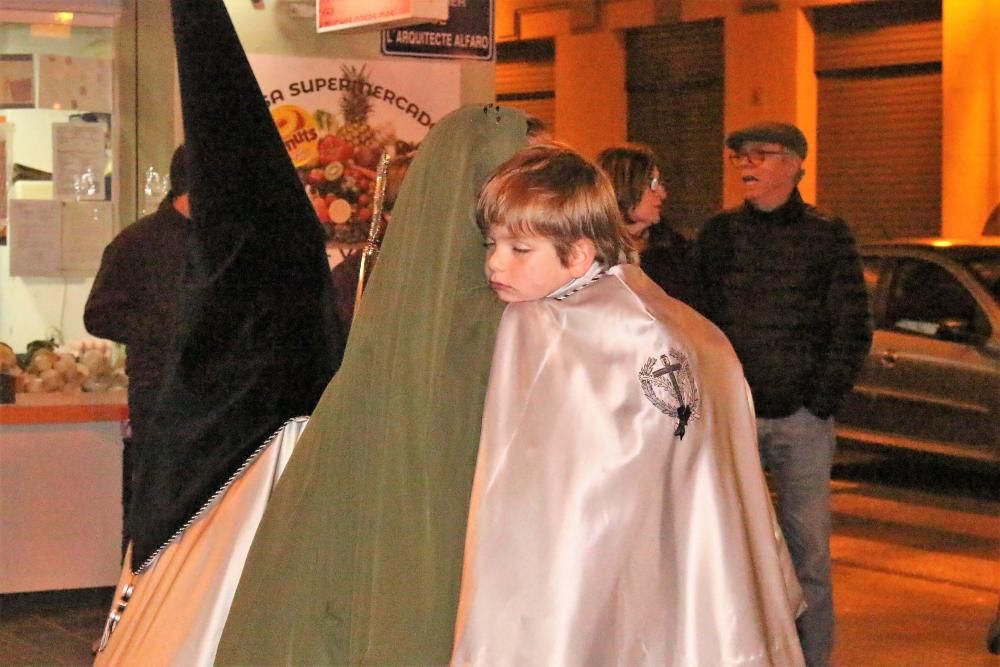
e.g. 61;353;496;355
317;0;448;34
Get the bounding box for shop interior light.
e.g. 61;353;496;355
1;10;117;29
30;23;71;39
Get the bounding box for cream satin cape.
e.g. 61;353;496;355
93;419;307;666
452;264;805;667
216;105;530;665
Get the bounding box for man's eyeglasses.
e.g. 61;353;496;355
728;149;791;167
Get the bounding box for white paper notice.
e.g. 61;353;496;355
0;54;34;108
8;199;61;277
37;54;112;113
61;201;112;274
52;122;106;201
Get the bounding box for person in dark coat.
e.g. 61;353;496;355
696;121;872;666
90;1;346;660
84;144;193;549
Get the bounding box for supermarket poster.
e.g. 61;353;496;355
248;54;459;243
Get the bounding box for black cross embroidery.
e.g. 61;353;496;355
652;354;692;439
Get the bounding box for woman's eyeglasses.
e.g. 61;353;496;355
648;176;663;191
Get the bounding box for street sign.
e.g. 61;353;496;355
381;0;493;61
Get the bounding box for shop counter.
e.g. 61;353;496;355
0;392;127;593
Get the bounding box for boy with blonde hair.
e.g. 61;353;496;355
452;144;806;666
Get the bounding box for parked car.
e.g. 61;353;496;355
836;237;1000;468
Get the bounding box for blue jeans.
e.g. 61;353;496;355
757;407;836;667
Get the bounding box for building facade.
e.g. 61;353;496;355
496;0;999;240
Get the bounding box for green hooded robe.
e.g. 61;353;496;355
216;104;530;666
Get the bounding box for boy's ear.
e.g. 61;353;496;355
567;238;597;277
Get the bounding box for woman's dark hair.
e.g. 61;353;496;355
595;143;661;222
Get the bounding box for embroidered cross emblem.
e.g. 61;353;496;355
650;354;692;438
639;350;700;440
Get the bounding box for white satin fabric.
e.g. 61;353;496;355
452;264;805;667
93;417;308;667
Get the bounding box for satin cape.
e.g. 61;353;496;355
94;419;308;666
216;105;530;665
129;0;343;572
452;264;805;666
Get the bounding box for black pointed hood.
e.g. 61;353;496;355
128;0;344;572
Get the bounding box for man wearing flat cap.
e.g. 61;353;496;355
696;121;871;666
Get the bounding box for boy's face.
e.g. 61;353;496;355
484;226;579;303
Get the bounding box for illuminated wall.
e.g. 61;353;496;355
942;0;999;237
498;0;1000;238
554;30;627;159
721;6;817;208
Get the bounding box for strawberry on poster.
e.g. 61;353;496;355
248;54;460;243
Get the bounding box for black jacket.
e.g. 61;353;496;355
640;226;703;311
84;198;193;440
696;190;872;419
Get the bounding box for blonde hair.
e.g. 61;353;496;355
476;143;635;267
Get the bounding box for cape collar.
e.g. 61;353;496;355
548;261;609;301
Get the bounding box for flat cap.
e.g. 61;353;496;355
725;121;807;159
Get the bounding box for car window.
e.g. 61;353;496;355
936;247;1000;304
884;258;987;340
965;256;1000;302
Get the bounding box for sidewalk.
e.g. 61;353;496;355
830;452;999;667
4;559;995;667
0;587;110;666
2;455;997;666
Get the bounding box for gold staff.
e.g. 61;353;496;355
354;149;392;320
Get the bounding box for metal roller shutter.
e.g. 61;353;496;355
496;39;556;133
817;68;941;241
816;21;941;71
626;19;724;236
814;1;941;241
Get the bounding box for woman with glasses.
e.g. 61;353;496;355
597;143;702;309
596;143;666;251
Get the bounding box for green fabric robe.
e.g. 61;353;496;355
216;104;529;666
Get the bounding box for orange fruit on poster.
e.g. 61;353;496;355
271;104;319;168
328;198;352;225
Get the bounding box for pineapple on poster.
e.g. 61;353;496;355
248;55;460;243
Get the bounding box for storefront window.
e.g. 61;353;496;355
0;5;123;352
